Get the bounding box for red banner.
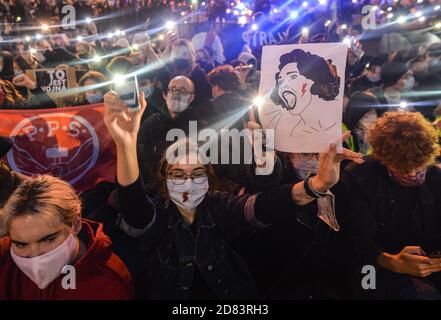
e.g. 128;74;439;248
0;104;116;192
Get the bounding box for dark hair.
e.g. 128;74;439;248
367;56;387;70
79;70;110;92
270;49;340;108
78;70;105;84
137;70;158;83
0;51;14;81
343;91;380;130
427;43;441;58
13;56;32;72
106;56;135;75
207;65;240;92
380;61;409;87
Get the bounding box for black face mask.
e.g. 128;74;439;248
174;58;190;70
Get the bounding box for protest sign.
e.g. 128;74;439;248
258;43;347;153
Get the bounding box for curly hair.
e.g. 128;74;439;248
207;65;241;92
368;111;441;173
270;49;341;108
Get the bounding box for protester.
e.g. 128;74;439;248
343;91;381;154
206;65;246;125
0;0;441;302
103;90;363;299
191;26;226;66
0;175;132;299
157;39;212;109
371;61;418;110
341;111;441;299
349;56;385;95
77;71;110;105
0;50;14;81
137;75;201;185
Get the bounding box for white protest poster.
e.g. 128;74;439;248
258;43;347;153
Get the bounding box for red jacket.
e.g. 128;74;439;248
0;219;133;300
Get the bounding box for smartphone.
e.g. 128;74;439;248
234;64;254;71
429;250;441;259
113;74;140;111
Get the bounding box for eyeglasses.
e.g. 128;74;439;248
167;86;193;95
167;171;208;185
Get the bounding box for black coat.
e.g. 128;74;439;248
137;108;202;183
116;176;301;299
340;158;441;267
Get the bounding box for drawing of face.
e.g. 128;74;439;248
277;62;313;115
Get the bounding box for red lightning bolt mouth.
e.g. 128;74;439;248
182;192;189;202
301;83;307;97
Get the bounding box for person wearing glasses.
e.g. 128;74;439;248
103;91;363;300
137;75;203;187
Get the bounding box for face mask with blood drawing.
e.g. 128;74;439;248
277;62;314;116
166;178;209;212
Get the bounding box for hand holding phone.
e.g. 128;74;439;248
113;74;140;111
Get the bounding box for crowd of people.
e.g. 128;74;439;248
1;0;441;300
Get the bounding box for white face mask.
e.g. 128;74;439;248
166;178;209;212
166;93;191;113
10;233;76;289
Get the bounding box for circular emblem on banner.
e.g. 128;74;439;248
7;113;99;186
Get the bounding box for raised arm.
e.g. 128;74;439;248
291;132;364;206
103;91;158;233
103;91;145;186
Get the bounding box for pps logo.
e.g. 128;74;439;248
7;113;99;186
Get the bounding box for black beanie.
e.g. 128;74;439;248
381;61;409;87
0;136;12;158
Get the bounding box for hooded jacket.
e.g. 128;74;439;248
0;219;132;300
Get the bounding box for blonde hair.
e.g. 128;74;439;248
0;175;81;236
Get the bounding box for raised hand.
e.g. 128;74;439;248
312;131;364;192
103;91;147;148
12;74;37;90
